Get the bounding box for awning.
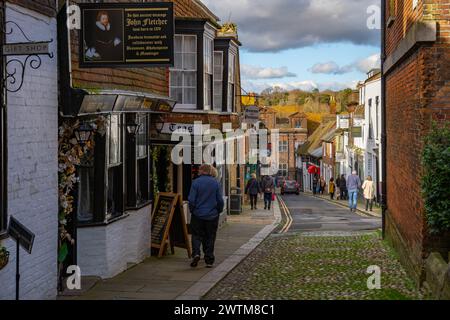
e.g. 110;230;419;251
63;89;177;117
309;147;323;158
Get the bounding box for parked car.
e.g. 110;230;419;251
281;180;300;195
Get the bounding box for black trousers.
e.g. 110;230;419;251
365;199;374;211
190;215;219;264
264;193;272;209
249;194;258;209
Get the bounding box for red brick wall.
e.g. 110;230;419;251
69;0;216;96
385;0;450;281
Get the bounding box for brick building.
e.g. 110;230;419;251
382;0;450;282
259;108;308;182
0;0;58;299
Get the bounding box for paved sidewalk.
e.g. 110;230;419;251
308;192;382;218
61;204;278;300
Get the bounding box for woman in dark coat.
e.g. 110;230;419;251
245;173;261;210
339;174;348;200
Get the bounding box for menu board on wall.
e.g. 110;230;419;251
79;2;174;68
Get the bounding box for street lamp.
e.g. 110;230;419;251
126;120;141;135
74;123;93;146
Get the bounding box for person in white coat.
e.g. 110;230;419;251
362;176;376;212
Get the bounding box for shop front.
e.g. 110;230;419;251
58;90;176;280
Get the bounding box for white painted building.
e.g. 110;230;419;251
359;69;382;201
0;2;58;300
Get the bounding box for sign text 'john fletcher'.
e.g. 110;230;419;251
79;2;174;68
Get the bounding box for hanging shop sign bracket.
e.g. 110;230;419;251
1;21;54;93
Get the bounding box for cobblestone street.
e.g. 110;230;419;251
204;231;428;300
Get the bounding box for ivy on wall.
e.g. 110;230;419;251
57;116;107;263
421;123;450;234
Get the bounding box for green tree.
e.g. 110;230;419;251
421;123;450;234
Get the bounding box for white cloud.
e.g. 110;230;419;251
202;0;381;52
354;54;381;73
309;62;353;75
308;54;381;75
241;65;296;79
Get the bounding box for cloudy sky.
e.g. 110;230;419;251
202;0;381;93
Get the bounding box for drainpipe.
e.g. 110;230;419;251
380;0;387;239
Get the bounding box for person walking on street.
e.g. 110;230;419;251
188;164;225;268
335;176;341;200
362;176;376;212
260;175;275;210
328;178;335;200
339;174;347;200
347;171;361;212
312;174;318;195
245;173;261;210
320;176;326;195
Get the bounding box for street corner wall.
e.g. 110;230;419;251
0;3;58;299
384;1;450;283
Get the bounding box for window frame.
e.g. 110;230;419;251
227;52;236;112
203;35;214;111
170;34;198;110
279;164;288;177
279;140;288;153
213;51;224;112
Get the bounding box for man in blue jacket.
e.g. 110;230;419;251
188;164;224;268
347;170;362;212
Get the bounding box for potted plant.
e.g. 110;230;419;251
0;245;10;270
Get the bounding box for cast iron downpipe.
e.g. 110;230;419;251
380;0;387;239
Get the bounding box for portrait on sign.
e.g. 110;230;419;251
82;9;124;63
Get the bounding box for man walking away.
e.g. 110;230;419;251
362;176;375;212
188;164;225;268
245;173;261;210
346;171;361;212
261;175;275;210
339;174;347;200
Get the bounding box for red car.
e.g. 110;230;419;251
281;180;300;195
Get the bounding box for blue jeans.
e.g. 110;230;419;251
348;189;358;209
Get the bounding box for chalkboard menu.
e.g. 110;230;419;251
79;2;174;68
151;193;191;258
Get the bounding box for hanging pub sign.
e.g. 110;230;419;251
79;2;174;68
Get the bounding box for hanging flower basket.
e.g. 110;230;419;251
0;247;10;270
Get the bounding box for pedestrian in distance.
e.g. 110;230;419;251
339;174;347;200
245;173;261;210
346;170;362;212
362;175;376;212
312;174;319;195
188;164;225;268
335;176;341;200
260;175;275;210
320;176;326;195
328;178;335;200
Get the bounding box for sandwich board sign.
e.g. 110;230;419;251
151;193;191;258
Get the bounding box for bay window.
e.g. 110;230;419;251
170;35;197;109
213;51;223;112
204;36;213;110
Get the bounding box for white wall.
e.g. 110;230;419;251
77;205;152;279
0;4;58;300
